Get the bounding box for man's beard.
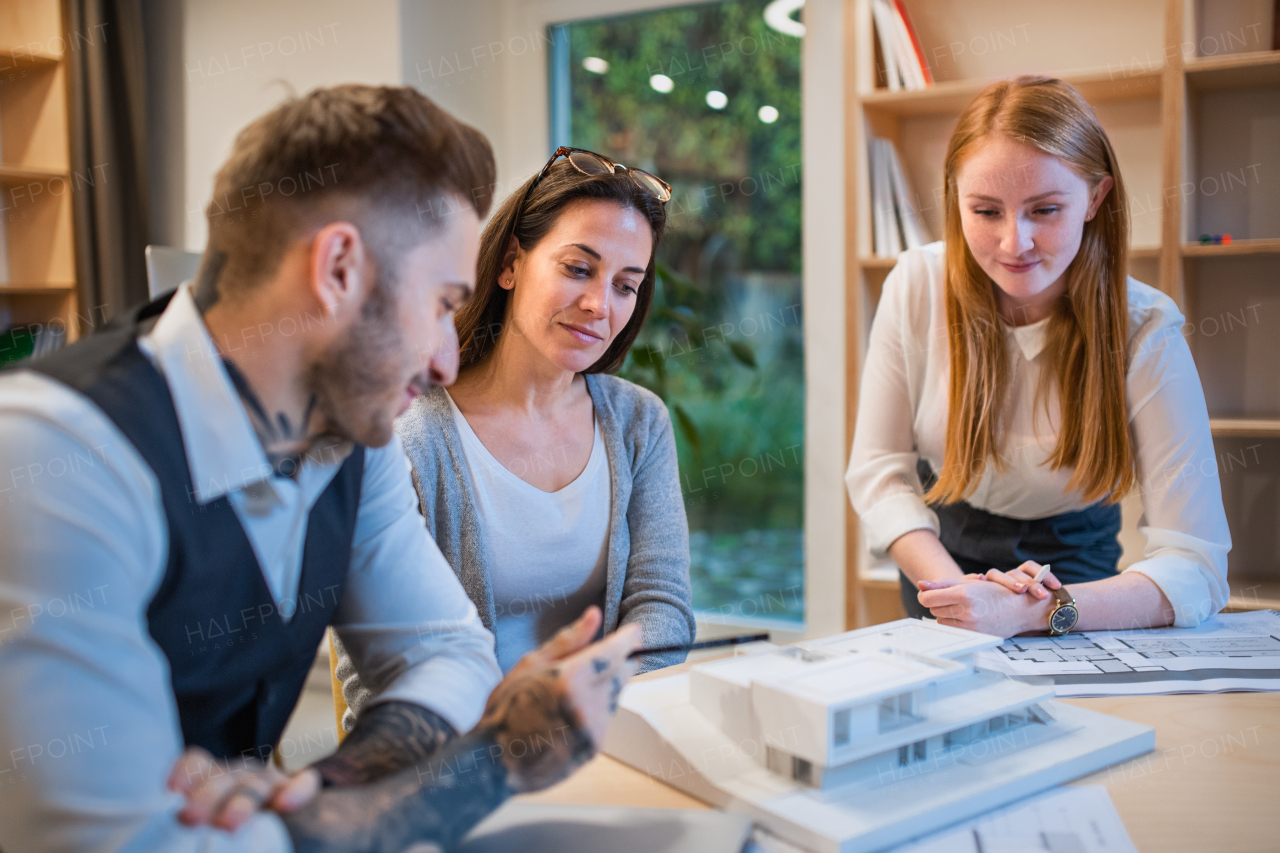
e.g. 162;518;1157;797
309;275;408;448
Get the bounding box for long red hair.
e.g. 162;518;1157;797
926;76;1135;506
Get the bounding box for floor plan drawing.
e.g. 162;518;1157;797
975;610;1280;696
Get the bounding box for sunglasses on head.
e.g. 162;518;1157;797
530;146;672;202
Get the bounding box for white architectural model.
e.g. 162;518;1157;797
603;619;1154;853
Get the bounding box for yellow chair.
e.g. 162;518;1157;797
327;630;349;745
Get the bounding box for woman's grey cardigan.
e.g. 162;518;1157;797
334;373;696;730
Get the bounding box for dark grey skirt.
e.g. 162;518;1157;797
899;459;1121;619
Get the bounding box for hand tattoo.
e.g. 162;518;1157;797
311;701;456;788
609;675;622;714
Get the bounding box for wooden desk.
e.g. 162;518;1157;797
520;663;1280;852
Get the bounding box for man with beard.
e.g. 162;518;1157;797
0;85;640;853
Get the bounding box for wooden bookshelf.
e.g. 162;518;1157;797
0;0;80;347
844;0;1280;627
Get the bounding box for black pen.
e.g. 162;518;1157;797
628;633;770;659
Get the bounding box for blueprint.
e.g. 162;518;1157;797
885;786;1136;853
976;610;1280;697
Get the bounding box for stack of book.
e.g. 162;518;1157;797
869;136;931;257
0;322;67;365
871;0;931;92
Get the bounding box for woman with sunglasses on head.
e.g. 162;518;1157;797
335;149;693;727
846;77;1231;639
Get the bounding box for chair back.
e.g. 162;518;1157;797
144;245;202;299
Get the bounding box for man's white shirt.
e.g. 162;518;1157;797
0;285;501;852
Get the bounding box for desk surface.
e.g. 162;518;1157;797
519;662;1280;853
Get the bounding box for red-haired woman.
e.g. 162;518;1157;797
846;76;1230;638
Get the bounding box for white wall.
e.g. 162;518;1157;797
180;0;402;249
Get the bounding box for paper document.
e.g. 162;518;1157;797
884;786;1136;853
976;610;1280;697
458;802;753;853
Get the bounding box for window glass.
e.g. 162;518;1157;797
553;0;804;625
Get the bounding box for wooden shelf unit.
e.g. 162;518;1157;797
844;0;1280;628
0;0;80;346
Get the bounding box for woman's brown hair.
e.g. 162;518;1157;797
927;75;1135;506
455;159;668;374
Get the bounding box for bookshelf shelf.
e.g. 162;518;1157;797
858;256;897;269
1185;51;1280;91
0;282;75;295
1209;417;1280;438
862;68;1162;116
860;244;1163;269
1182;238;1280;257
0;46;59;66
0;164;67;183
1225;580;1280;613
844;0;1280;629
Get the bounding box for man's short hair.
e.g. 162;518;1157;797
204;84;495;297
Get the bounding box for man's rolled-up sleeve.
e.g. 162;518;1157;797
332;436;500;734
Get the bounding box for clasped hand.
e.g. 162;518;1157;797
916;561;1060;637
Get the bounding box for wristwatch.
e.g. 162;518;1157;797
1047;586;1078;636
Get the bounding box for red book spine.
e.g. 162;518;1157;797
892;0;932;86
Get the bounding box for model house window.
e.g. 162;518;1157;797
550;1;804;625
878;692;916;732
833;708;851;745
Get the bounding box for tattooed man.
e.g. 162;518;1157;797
0;86;640;853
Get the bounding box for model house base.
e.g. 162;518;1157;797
603;619;1155;853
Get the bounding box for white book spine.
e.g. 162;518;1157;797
870;0;901;92
886;141;930;249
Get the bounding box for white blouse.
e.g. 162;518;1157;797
445;392;612;672
845;242;1231;627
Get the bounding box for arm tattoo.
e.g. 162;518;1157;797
311;701;456;787
221;357;318;478
193;250;227;312
285;727;509;853
284;674;596;851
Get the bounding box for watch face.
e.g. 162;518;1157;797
1050;604;1079;634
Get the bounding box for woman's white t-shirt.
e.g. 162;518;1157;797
445;392;611;672
845;241;1231;626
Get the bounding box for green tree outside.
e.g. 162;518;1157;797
561;0;804;621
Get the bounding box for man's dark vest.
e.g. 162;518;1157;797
26;294;364;760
